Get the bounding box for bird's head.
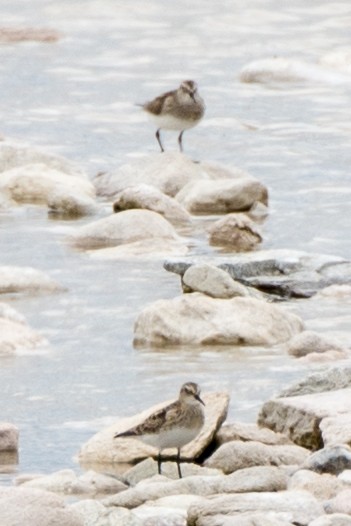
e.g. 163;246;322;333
179;382;205;406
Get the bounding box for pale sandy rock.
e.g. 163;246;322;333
87;238;188;260
70;498;142;526
123;457;222;486
48;190;97;218
215;422;292;447
0;266;64;294
112;184;191;225
279;366;351;398
240;57;350;84
286;331;346;358
310;514;351;526
208;213;262;251
175;178;268;215
69;209;180;250
182;264;249;298
302;445;351;475
321;414;351;447
258;388;351;449
0;423;18;452
288;469;343;500
204;440;308;474
79;391;229;467
187;491;324;526
0;143;86;176
94;152;207;198
325;489;351;515
0;486;84;526
18;468;127;496
0;317;48;354
134;293;303;347
104;466;287;509
199;161;251;181
192;514;295;526
339;469;351;485
0;163;95;205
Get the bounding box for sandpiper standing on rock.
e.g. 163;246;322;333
114;382;205;478
139;80;205;153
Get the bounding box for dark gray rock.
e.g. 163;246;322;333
302;445;351;475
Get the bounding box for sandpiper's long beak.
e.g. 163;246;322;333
195;394;205;406
190;92;196;102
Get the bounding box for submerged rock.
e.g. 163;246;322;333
134;293;303;347
0;317;48;355
286;330;347;358
208;212;262;250
0;266;64;294
0;423;19;453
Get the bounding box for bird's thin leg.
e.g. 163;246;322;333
156;129;164;152
157;450;162;475
178;131;184;152
176;448;182;478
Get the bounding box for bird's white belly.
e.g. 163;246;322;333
146;113;197;131
140;426;200;450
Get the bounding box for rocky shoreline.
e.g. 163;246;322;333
0;136;351;525
3;366;351;524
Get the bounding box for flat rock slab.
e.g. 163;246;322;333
258;388;351;449
79;391;229;468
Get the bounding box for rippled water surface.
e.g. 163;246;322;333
1;0;351;481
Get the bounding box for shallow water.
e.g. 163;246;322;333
0;0;351;482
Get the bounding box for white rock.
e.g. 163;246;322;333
204;440;308;474
134;293;303;347
69;209;181;250
112;184;191;225
286;330;346;358
79;391;229;467
175;177;268;214
0;163;95;205
0;266;64;294
0;142;86;177
104;466;287;509
94;152;207;198
0;486;84;526
288;469;343;500
182;264;249;298
240;57;350;84
216;422;292;446
19;469;77;493
320;414;351;447
87;239;188;260
325;489;351;515
208;213;262;250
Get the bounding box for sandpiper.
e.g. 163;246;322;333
114;382;205;478
139;80;205;153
